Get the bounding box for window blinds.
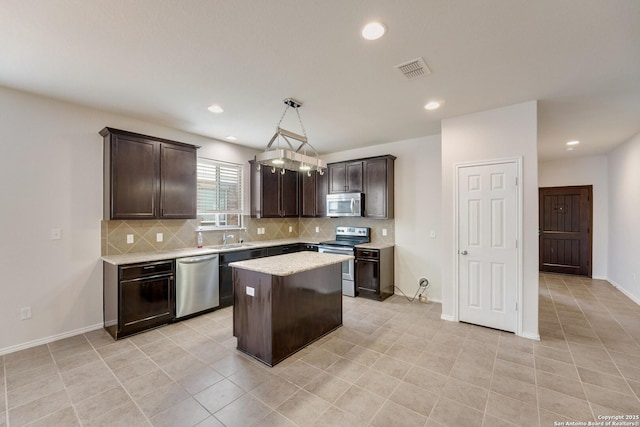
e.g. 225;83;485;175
197;158;243;226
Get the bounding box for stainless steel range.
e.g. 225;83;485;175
318;226;370;297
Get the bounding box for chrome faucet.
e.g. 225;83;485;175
223;232;235;246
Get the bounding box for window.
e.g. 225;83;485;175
197;158;243;229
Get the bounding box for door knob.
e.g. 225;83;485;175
460;250;468;255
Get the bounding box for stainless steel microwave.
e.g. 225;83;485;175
326;193;364;217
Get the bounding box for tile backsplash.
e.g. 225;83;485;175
298;217;395;244
102;216;394;256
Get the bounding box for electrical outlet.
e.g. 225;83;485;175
50;228;62;240
156;233;163;242
315;226;320;233
288;226;293;233
430;230;436;239
382;228;387;236
126;234;134;244
20;307;31;320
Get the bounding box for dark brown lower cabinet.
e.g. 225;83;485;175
219;248;269;308
233;263;342;366
103;260;175;339
355;246;394;301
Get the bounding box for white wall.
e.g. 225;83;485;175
441;101;539;339
323;135;443;302
607;132;640;303
538;156;608;279
0;86;257;353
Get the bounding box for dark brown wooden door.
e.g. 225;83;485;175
345;162;363;192
160;143;197;218
111;135;158;219
280;169;299;217
300;171;328;217
329;163;347;193
316;172;328;217
328;161;363;193
364;158;387;219
300;172;316;217
260;168;281;217
539;186;592;276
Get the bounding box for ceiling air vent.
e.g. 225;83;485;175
394;57;431;80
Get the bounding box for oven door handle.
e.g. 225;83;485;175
318;247;354;255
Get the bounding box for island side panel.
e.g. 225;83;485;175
271;263;342;365
233;268;274;365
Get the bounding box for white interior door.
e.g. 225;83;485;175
458;161;518;332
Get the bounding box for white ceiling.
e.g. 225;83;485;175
1;1;639;161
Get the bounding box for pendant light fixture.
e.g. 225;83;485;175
254;98;326;176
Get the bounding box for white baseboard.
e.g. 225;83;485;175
607;278;640;306
440;314;456;322
0;323;104;356
519;332;540;341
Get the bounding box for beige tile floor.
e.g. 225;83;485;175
2;273;640;427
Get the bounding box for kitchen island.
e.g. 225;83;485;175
230;251;351;366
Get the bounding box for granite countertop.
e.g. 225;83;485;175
102;237;394;266
355;242;395;250
101;238;317;265
229;252;353;276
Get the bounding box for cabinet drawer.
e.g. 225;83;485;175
120;260;174;280
355;248;379;259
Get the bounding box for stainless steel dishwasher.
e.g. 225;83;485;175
175;254;219;319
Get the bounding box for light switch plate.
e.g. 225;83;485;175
382;228;387;236
156;233;163;242
430;231;436;239
246;286;255;297
126;234;134;244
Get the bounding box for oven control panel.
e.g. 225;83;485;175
335;226;370;237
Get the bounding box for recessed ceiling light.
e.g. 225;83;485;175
424;101;441;110
566;140;580;146
226;135;237;141
207;104;224;114
362;22;386;40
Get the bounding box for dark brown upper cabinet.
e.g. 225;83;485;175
328;161;363;193
101;128;197;220
300;171;328;217
363;155;395;219
250;161;299;218
327;155;395;219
